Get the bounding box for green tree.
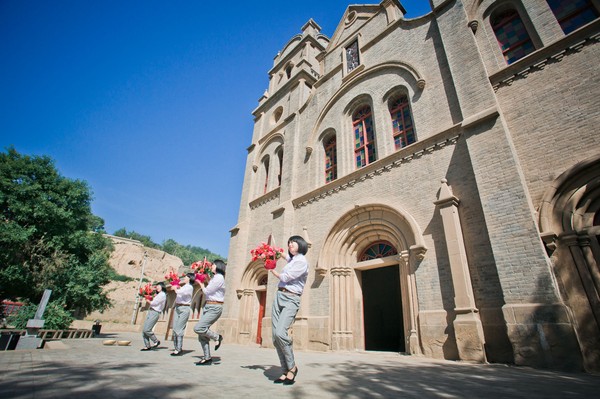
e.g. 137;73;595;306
0;147;114;319
113;228;160;249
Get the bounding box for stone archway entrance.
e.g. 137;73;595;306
237;263;269;345
317;204;427;353
538;155;600;372
361;264;404;352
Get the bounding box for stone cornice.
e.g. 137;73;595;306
249;187;280;210
491;20;600;91
293;125;461;209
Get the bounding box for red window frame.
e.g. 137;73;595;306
324;136;337;183
491;9;535;64
353;106;376;168
389;96;416;150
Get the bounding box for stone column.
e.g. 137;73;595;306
237;289;255;344
399;249;423;355
434;179;486;362
331;266;354;350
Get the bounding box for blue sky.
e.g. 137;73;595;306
0;1;432;258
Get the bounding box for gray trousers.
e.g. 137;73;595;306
193;304;223;358
172;305;191;351
142;309;160;347
272;290;301;371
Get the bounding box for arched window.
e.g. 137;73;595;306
547;0;599;34
359;241;398;261
353;106;377;168
285;64;293;79
389;96;416;150
491;8;535;64
324;135;338;183
262;156;270;194
276;148;284;187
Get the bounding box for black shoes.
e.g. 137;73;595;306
170;350;182;356
273;375;287;384
151;340;160;349
140;347;151;351
283;367;298;385
215;335;223;351
274;367;299;384
196;357;213;365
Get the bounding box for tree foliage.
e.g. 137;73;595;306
113;229;223;266
0;147;114;318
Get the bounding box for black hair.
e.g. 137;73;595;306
154;282;166;293
288;235;309;256
213;259;226;277
186;272;196;284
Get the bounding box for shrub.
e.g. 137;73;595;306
7;300;74;330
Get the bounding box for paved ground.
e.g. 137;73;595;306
1;331;599;398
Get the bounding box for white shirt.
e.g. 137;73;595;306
149;291;166;312
278;253;308;295
175;283;193;305
202;273;225;302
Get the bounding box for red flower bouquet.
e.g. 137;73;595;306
165;270;182;287
251;242;285;270
191;258;213;284
138;283;155;302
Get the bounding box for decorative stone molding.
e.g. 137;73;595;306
293;130;461;209
249;187;280;210
252;164;258;172
468;20;478;34
492;26;599;92
417;79;426;89
409;245;427;261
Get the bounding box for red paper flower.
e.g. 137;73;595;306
191;258;213;284
251;243;285;270
165;270;182;287
138;283;155;301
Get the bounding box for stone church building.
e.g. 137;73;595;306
219;0;600;372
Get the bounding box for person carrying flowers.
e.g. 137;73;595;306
140;282;166;351
268;235;309;385
170;272;196;356
193;259;226;365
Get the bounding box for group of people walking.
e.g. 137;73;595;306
140;236;309;385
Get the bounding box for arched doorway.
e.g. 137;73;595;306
237;262;269;345
317;204;426;353
538;155;600;372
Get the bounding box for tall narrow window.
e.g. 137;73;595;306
491;8;535;64
346;40;360;72
547;0;599;34
353;106;376;168
389;96;416;150
262;157;270;194
324;136;338;183
277;149;283;187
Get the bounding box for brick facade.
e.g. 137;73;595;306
220;0;600;372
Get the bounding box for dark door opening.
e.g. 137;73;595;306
362;265;405;352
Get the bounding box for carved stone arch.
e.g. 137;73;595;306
236;261;270;345
343;93;374;118
537;154;600;372
318;203;426;353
